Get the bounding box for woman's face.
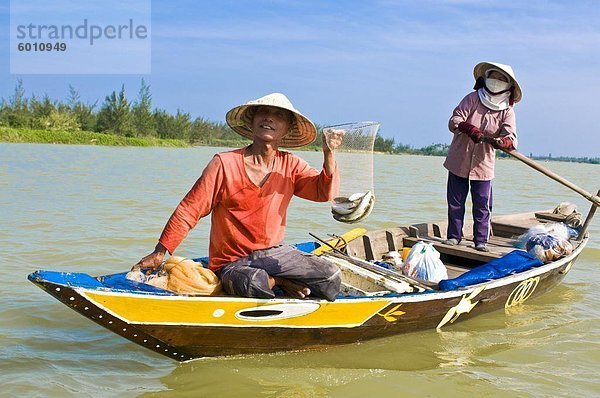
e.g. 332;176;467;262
488;70;509;82
251;106;293;144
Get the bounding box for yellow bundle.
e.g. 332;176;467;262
163;256;222;295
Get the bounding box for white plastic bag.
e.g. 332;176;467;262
402;241;448;283
515;222;570;249
515;222;574;263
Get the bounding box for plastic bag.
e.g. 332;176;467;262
126;268;168;289
402;241;448;283
126;256;222;295
515;222;569;249
525;233;573;263
516;222;574;263
380;250;403;271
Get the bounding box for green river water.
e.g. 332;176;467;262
1;143;598;397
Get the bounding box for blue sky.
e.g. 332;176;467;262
1;0;599;157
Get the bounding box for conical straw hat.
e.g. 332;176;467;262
226;93;317;148
473;62;522;103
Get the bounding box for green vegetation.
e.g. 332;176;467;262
497;151;599;165
0;126;187;147
0;79;432;152
531;155;600;165
0;79;597;164
375;136;450;156
0;79;242;147
378;134;599;164
374;135;600;163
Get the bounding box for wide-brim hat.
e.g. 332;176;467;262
226;93;317;148
473;62;522;103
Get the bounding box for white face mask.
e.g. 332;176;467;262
485;78;511;94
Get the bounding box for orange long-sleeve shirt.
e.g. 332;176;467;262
159;148;338;271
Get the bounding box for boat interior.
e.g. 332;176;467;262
320;210;582;297
35;210;580;300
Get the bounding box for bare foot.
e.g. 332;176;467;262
273;277;311;299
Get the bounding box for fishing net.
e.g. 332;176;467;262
323;122;380;224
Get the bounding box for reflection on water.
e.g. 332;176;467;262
1;143;599;397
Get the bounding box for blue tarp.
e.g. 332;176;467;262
28;270;104;289
98;272;176;294
438;250;543;291
28;270;176;294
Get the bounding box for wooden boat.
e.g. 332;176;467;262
28;209;592;361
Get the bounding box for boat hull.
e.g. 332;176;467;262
28;242;582;361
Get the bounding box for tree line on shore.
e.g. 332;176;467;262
0;79;449;154
0;80;597;163
0;79;245;147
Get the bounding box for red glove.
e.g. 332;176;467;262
490;137;515;151
457;122;484;143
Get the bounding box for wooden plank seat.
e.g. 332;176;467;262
487;235;519;248
490;221;529;238
490;212;545;238
534;210;569;223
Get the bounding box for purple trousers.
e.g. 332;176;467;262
446;172;493;245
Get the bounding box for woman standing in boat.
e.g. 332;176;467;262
443;62;522;252
135;93;343;301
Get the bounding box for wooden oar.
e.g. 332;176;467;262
577;189;600;242
492;145;599;240
501;148;600;207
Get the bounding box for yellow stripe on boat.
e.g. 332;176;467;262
82;291;391;328
311;227;367;256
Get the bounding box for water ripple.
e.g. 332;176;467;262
2;144;599;397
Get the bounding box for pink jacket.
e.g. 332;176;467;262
443;92;517;180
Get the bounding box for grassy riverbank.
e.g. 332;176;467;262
2;80;597;162
0;126;188;147
2;126;598;164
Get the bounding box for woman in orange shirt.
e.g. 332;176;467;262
135;93;343;301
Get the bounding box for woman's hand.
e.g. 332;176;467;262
458;122;484;143
322;128;345;152
133;243;167;273
321;128;344;177
489;136;515;151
